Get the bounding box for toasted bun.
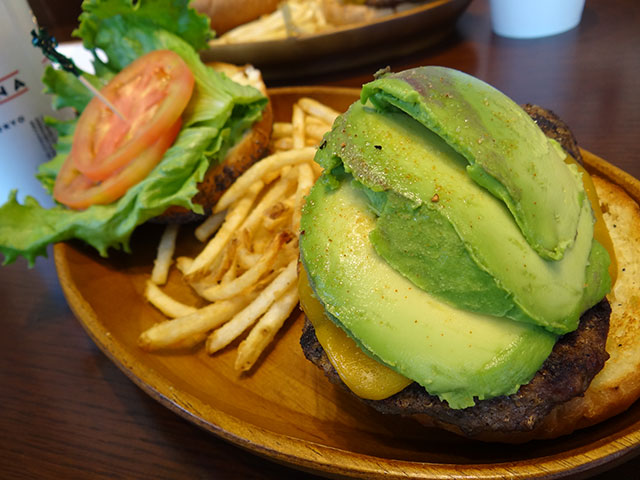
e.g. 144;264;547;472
191;0;280;35
156;63;272;224
413;175;640;442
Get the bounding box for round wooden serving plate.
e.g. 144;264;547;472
53;87;640;479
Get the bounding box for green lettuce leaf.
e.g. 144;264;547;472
75;0;212;54
0;0;266;266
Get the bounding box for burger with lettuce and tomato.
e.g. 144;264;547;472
0;0;271;266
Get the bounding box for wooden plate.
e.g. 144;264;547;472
201;0;472;82
53;87;640;479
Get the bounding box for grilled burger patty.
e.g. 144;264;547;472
522;104;583;164
300;299;610;435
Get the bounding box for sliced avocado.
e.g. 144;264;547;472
360;66;585;261
369;190;535;323
315;101;609;334
300;175;558;409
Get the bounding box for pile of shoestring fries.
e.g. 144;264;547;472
210;0;328;44
138;97;340;372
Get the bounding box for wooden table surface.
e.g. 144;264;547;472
2;0;639;478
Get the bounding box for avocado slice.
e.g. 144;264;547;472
315;101;610;334
300;175;558;409
360;66;585;261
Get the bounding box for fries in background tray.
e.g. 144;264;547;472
211;0;328;44
139;98;340;372
207;0;422;45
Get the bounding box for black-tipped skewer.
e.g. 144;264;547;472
31;28;126;121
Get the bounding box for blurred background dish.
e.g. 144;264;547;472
191;0;282;36
201;0;472;82
50;86;640;478
27;0;471;84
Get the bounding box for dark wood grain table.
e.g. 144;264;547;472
2;0;639;478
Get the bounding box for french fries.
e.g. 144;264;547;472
140;97;337;371
297;97;340;125
235;285;299;371
144;280;197;318
150;224;179;285
194;210;225;242
210;0;328;45
187;180;264;277
206;260;298;354
213;147;316;214
139;294;256;351
199;231;292;302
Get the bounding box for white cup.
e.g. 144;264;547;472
489;0;586;39
0;0;67;207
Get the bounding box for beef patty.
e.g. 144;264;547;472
300;299;610;436
521;104;583;163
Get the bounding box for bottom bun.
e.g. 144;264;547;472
157;63;273;223
414;175;640;442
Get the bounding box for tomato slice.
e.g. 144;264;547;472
53;119;182;210
71;49;195;182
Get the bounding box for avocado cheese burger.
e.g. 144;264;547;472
297;66;633;441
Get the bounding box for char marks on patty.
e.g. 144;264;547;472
521;104;582;163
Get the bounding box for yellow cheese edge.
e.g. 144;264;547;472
298;269;412;400
565;155;618;286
